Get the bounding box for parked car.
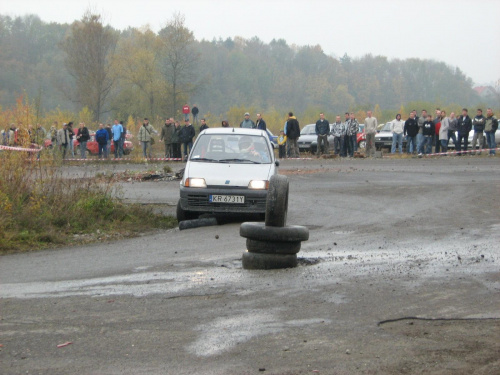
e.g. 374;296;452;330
43;132;134;156
375;122;407;151
177;128;279;220
448;130;499;149
298;123;366;153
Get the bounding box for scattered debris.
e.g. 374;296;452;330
57;342;72;348
178;217;218;231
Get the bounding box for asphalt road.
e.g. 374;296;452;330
1;157;499;375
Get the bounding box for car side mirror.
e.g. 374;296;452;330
275;160;280;167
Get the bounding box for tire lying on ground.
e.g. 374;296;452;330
240;222;309;242
265;175;289;227
242;251;297;270
246;238;301;254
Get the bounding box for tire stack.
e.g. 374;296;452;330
240;175;309;270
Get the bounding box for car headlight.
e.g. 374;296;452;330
248;180;269;190
184;178;207;188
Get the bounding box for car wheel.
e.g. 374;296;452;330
242;251;297;270
240;222;309;242
176;200;196;222
265;175;289;227
246;238;301;254
358;140;366;149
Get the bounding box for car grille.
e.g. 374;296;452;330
187;193;266;208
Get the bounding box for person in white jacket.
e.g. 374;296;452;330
390;114;405;154
439;110;450;154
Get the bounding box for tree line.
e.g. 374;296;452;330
0;12;496;128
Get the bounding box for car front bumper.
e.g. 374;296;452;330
179;186;267;214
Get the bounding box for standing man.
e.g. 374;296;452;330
390;113;404;154
256;113;267;131
199;118;209;132
364;110;378;157
286;112;300;158
172;121;181;158
67;122;75;157
160;118;174;158
34;123;46;146
340;112;350;157
191;104;199;125
95;123;109;159
332;116;343;156
57;123;70;159
404;112;419;154
347;112;359;156
484;108;498;156
439;110;450;153
448;112;458;149
105;124;112;158
456;108;472;156
416;109;426;155
112;119;124;158
471;109;486;155
138;118;156;159
240;112;256;128
179;119;195;159
182;103;190;122
76;122;90;159
315;112;330;156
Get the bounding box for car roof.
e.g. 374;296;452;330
202;128;268;136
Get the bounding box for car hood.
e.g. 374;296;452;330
185;161;274;187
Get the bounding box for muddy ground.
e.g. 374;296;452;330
1;156;499;374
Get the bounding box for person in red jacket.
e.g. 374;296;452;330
182;103;190;122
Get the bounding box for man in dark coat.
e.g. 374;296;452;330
456;108;472;156
286;112;300;158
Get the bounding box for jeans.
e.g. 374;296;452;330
184;113;190;121
60;144;68;159
172;143;181;158
279;145;286;158
316;134;328;155
471;131;484;154
353;134;358;152
406;135;416;154
192;114;198;124
340;136;347;157
440;139;448;153
457;132;469;155
288;138;299;158
447;130;457;149
69;138;74;157
485;131;496;154
347;134;356;156
365;133;375;156
416;133;424;154
107;140;111;158
391;132;403;154
434;135;440;153
113;139;123;158
333;136;341;155
422;136;433;154
183;141;193;158
79;141;87;159
142;141;152;158
164;143;173;158
98;143;107;158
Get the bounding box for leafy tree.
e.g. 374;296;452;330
60;11;118;121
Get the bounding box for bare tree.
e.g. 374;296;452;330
158;13;201;116
60;11;118;121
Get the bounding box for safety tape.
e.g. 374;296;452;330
384;147;499;157
0;145;43;152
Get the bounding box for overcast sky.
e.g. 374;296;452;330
2;0;499;85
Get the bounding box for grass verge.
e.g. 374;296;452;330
0;152;177;254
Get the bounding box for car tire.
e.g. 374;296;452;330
176;200;196;222
265;175;289;227
240;222;309;242
242;251;297;270
246;238;301;254
358;140;366;149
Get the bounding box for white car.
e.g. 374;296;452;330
177;128;279;220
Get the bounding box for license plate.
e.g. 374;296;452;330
209;195;245;204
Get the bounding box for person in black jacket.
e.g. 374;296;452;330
191;105;199;125
76;122;90;159
286;112;300;158
404;112;419;154
199;118;209;132
419;115;435;156
471;109;486;155
179;119;195;159
456;108;472;156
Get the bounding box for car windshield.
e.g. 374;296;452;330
190;133;272;164
380;123;392;132
300;125;316;135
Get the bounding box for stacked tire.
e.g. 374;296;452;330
240;175;309;270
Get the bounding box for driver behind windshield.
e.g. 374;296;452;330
238;136;270;163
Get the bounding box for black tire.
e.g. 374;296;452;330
246;238;301;254
240;222;309;242
242;251;297;270
176;200;196;221
179;217;217;231
265;175;289;227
